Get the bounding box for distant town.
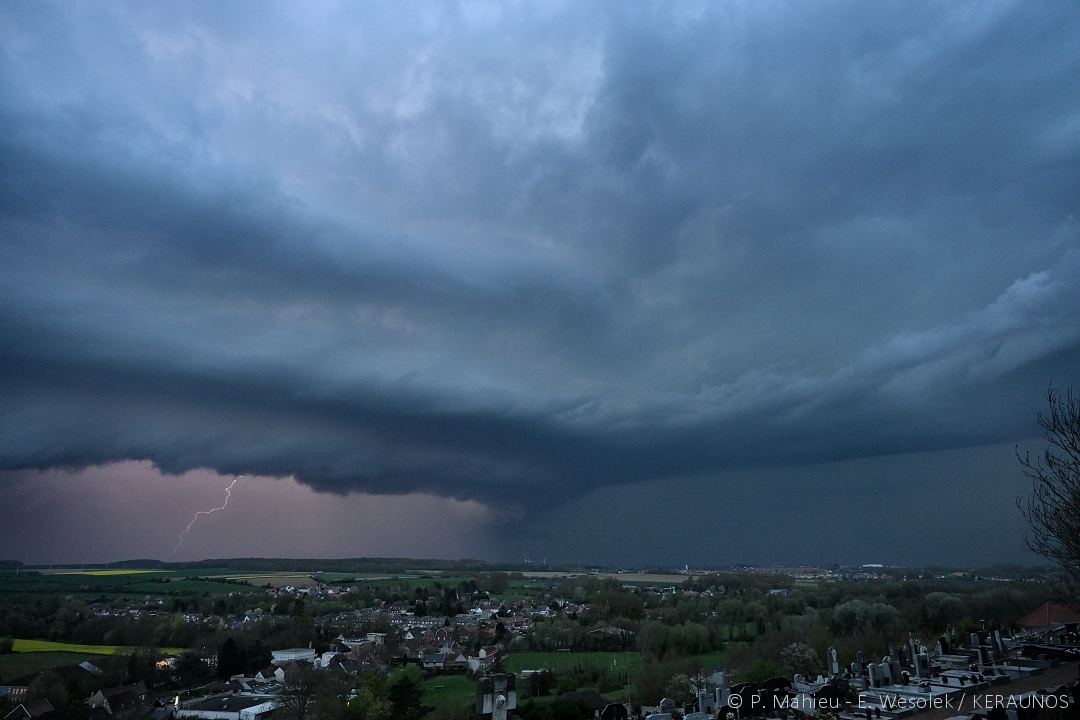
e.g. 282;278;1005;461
1;559;1079;720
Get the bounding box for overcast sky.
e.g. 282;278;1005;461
2;1;1078;566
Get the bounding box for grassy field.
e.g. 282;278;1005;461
12;639;186;655
424;674;476;705
503;651;643;674
126;580;260;594
0;652;106;681
504;650;721;675
53;570;165;577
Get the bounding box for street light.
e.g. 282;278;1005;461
613;659;631;712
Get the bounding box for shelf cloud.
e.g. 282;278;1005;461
1;1;1079;513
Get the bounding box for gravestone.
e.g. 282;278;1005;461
829;647;840;676
914;653;928;678
476;674;517;720
886;638;896;659
890;657;902;683
659;698;677;715
970;633;980;648
697;690;716;714
880;661;894;686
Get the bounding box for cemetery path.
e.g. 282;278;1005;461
913;663;1080;720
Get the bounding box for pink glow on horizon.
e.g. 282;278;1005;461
0;461;495;564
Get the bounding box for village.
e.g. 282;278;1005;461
3;567;1080;720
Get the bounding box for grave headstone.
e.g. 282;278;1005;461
476;674;517;720
970;633;980;648
659;698;677;715
828;647;840;676
914;653;928;678
697;691;716;714
890;657;902;683
868;663;880;688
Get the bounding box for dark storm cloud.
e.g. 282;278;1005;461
1;1;1079;504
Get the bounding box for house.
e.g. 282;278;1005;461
554;690;609;717
420;653;468;671
436;640;461;655
325;656;359;677
87;683;150;715
2;662;102;703
396;638;424;661
467;646;501;672
315;651;339;669
3;699;54;720
254;668;278;682
274;661;310;685
1020;602;1080;629
174;696;278;720
600;704;628;720
270;648;316;664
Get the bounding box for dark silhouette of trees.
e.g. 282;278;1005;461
386;666;430;720
1018;385;1080;600
218;637;244;679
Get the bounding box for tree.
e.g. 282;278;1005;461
29;670;69;708
528;670;554;697
1018;386;1080;600
386;665;430;720
315;673;390;720
279;663;319;720
218;637;244;679
664;674;696;705
780;643;823;678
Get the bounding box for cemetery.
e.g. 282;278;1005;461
635;622;1080;720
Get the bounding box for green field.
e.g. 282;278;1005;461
424;674;476;704
504;650;721;675
503;651;643;674
13;639;186;655
54;570;165;577
0;652;106;681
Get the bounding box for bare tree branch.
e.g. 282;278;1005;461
1017;385;1080;602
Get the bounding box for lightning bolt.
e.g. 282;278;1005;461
175;476;241;555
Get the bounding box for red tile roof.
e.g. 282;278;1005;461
1019;602;1080;627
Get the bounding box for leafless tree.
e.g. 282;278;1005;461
1018;385;1080;601
279;664;319;720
